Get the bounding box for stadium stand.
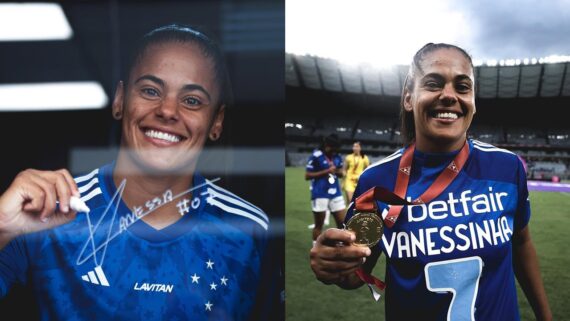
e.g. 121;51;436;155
354;118;396;143
312;118;357;140
506;126;548;145
285;117;315;138
286;54;570;180
548;128;570;147
468;124;504;144
528;161;567;181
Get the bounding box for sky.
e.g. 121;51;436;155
286;0;570;66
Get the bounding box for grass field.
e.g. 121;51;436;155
285;167;570;321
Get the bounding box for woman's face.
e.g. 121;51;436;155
352;143;361;154
113;41;224;173
404;48;475;152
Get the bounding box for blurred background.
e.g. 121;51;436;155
0;1;284;319
285;0;570;320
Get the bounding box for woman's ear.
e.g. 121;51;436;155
112;81;125;120
209;105;225;141
403;88;413;112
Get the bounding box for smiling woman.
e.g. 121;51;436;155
310;43;552;321
0;25;274;321
400;43;476;152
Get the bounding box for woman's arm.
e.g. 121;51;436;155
305;167;334;180
342;157;348;179
512;226;552;321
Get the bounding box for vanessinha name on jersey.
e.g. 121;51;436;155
383;188;514;259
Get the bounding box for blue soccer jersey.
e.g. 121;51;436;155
306;149;343;199
346;140;530;321
0;163;269;320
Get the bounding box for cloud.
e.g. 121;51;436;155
456;0;570;60
286;0;570;64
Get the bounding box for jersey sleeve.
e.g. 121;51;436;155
0;236;29;298
514;156;531;230
305;151;320;173
364;156;370;168
336;154;344;168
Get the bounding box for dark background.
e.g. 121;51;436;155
0;1;284;319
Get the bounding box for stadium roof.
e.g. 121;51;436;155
286;53;570;99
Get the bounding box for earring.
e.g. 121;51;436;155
210;132;219;141
114;111;122;119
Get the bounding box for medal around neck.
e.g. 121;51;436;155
345;211;383;247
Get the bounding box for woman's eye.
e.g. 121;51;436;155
183;97;201;106
456;83;472;92
425;81;440;89
142;88;159;97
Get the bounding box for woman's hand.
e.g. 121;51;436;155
0;169;79;248
310;228;371;288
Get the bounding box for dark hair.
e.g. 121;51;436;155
125;24;233;109
321;133;341;150
399;43;474;145
352;141;365;157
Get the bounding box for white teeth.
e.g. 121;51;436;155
144;129;181;143
435;112;458;119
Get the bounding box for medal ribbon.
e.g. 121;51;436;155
353;140;470;299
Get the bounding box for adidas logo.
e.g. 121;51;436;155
81;266;110;286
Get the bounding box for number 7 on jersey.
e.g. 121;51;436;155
425;256;483;321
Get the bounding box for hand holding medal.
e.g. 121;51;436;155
345;186;413;247
309;228;372;287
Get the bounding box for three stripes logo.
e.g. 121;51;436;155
81;266;110;287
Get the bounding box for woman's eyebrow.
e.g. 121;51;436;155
135;74;165;87
181;84;211;101
455;74;473;83
421;73;444;81
422;73;473;82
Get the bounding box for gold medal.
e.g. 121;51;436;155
345;212;383;247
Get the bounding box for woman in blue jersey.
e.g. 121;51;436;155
310;43;552;321
306;133;346;244
0;25;270;320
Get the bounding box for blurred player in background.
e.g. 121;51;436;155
305;134;345;245
342;141;370;203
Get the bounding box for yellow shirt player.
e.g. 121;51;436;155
342;142;369;202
